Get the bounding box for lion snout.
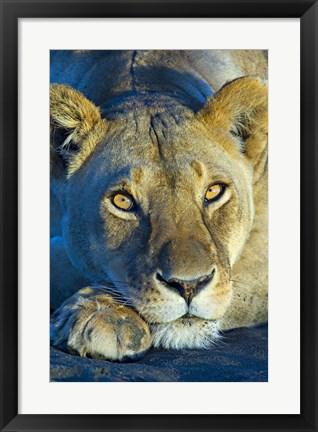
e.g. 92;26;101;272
156;269;215;304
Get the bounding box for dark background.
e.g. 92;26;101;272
51;323;267;382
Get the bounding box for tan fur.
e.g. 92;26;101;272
51;287;151;361
233;50;268;79
198;76;268;182
50;84;107;177
50;51;268;361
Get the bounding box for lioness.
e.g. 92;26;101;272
50;50;268;362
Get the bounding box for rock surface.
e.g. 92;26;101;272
50;324;267;382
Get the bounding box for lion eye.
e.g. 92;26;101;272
205;184;224;203
112;193;135;211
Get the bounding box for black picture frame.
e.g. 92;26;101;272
1;1;317;431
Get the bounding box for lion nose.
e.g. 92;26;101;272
157;271;215;304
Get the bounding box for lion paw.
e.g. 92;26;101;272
50;288;152;362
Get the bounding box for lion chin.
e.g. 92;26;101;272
150;317;220;350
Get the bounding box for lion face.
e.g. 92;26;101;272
51;77;267;347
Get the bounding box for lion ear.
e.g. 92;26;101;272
198;76;268;181
50;84;103;179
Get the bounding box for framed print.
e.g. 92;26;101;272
49;47;269;381
0;0;317;431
